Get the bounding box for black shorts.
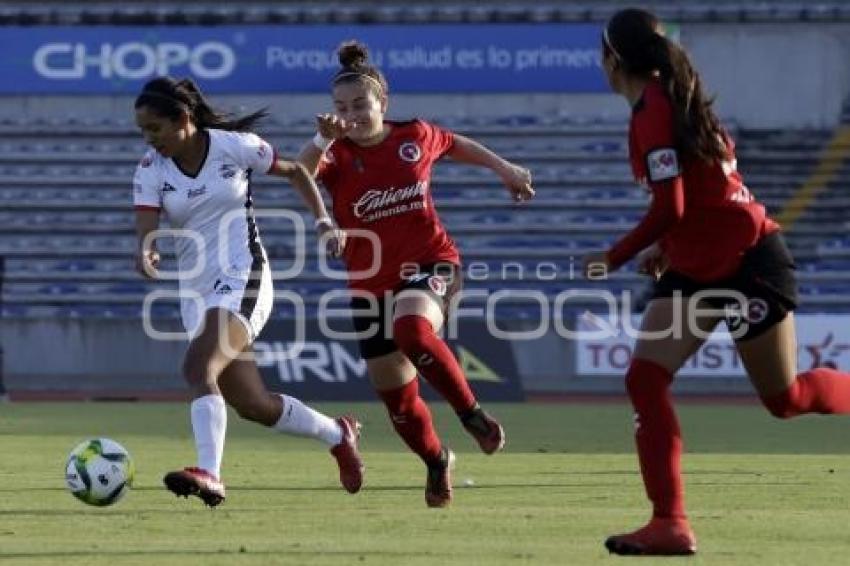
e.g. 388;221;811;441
350;262;462;359
651;232;798;341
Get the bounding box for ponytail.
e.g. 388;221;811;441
135;77;267;133
606;8;728;162
653;37;726;162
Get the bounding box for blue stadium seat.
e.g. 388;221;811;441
107;283;149;294
0;108;845;317
580;141;624;154
39;283;81;295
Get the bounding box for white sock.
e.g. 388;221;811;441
190;394;227;479
273;394;342;447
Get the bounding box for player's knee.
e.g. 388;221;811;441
624;358;673;401
760;392;796;419
766;406;795;419
181;356;216;387
759;379;803;419
379;380;419;416
392;315;431;356
624;367;640;400
624;363;651;400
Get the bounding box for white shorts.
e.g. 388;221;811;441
180;259;273;343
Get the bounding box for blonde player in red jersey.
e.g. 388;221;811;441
583;8;850;556
297;41;534;507
133;77;363;506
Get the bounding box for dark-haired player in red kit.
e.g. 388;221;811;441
297;41;534;508
583;8;850;556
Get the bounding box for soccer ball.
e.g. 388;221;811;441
65;438;135;506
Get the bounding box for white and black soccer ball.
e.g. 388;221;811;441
65;438;134;506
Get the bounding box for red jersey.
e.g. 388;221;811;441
317;119;460;294
608;80;778;282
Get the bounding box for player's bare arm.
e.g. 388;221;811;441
134;208;160;279
268;158;346;258
447;134;535;202
297;113;355;176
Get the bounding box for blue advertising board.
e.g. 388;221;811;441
0;24;606;94
254;319;524;402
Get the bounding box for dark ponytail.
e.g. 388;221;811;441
606;9;727;162
134;76;267;132
653;37;726;162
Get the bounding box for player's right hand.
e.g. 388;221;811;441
316;113;355;140
135;249;160;279
499;163;535;202
636;244;668;281
317;223;347;259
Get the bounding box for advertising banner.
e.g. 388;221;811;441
255;318;524;401
575;314;850;377
0;24;606;94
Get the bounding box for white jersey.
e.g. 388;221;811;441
133;128;277;340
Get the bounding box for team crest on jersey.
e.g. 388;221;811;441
323;150;336;164
427;275;448;297
219;163;236;179
646;147;680;182
746;298;769;324
398;142;422;163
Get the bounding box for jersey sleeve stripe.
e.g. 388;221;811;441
265;147;279;175
134;205;161;211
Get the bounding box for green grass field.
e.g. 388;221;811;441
1;401;849;565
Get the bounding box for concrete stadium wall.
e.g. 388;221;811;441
0;318;188;396
685;23;850;130
0;318;755;398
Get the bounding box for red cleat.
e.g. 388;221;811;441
163;467;226;508
330;416;365;494
425;447;455;508
460;405;505;455
605;517;697;556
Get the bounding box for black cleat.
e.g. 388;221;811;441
163;467;226;508
460;404;505;454
425;446;456;508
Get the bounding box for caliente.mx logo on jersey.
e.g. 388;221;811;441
352;180;428;223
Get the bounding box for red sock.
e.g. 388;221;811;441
760;368;850;418
377;379;442;464
625;358;686;520
393;315;476;413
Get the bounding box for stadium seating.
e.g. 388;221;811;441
0;112;848;319
1;2;850;25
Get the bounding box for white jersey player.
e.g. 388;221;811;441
133;76;363;507
133;128;275;340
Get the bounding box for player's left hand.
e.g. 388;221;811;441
500;163;535;202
